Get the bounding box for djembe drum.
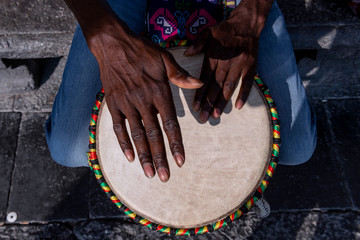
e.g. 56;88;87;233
88;48;280;236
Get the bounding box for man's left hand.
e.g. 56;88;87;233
184;0;274;122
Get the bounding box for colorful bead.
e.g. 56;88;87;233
87;75;280;235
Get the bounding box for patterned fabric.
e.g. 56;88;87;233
147;0;235;47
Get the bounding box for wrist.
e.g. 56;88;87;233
228;0;274;37
86;18;139;63
84;15;127;49
63;0;133;52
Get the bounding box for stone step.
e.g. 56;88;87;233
0;211;359;239
0;59;40;94
278;0;360;50
0;0;75;59
0;0;359;59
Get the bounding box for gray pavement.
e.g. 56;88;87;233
0;0;360;239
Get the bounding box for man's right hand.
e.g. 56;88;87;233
63;0;203;182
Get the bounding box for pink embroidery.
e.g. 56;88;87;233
149;8;178;41
185;9;217;40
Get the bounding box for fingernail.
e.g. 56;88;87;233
193;101;201;112
174;153;184;167
236;100;244;110
158;168;169;182
125;150;134;162
188;77;203;88
213;108;221;118
200;111;209;123
143;164;155;179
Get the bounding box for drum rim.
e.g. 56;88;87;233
87;76;281;236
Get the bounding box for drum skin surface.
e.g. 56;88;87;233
96;49;273;229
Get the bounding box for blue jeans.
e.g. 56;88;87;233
45;0;316;167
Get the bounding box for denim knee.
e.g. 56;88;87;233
278;137;317;166
278;107;317;166
45;116;89;168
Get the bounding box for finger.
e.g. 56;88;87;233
162;52;203;89
108;106;135;162
142;111;170;182
154;86;185;168
193;56;217;112
183;29;210;56
200;62;228;120
127;113;155;179
199;79;222;122
193;84;208;112
214;66;241;117
235;71;255;110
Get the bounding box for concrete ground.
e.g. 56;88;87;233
0;0;360;239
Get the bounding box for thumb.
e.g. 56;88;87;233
184;29;209;57
162;52;203;89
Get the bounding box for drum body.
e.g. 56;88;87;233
89;49;280;235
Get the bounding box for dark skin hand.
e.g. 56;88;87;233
63;0;202;182
184;0;274;122
63;0;273;182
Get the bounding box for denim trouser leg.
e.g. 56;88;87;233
45;26;101;167
45;0;316;167
257;1;317;165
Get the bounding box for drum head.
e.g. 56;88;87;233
96;49;273;229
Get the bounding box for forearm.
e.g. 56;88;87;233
228;0;274;37
65;0;145;63
63;0;132;48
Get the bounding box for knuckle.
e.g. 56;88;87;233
138;152;152;164
224;81;235;92
163;119;180;133
170;140;183;152
113;123;125;133
131;128;146;141
146;128;162;140
152;154;167;167
119;140;131;150
175;69;188;78
218;81;224;88
216;68;227;81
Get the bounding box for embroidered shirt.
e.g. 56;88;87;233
147;0;236;47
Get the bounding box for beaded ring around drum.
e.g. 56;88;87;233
87;76;280;236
